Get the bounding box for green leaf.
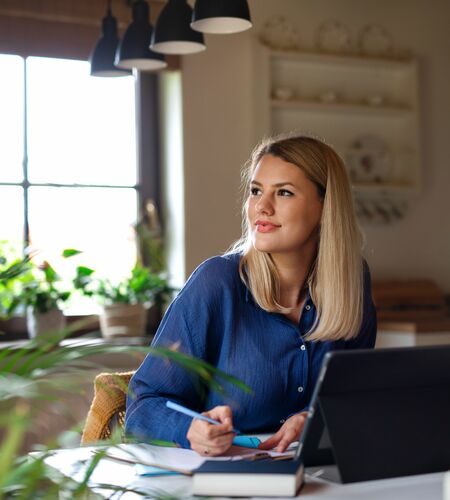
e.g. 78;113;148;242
76;266;95;277
43;264;57;283
0;258;31;283
149;347;253;395
0;375;41;401
61;249;82;258
72;450;104;495
0;404;29;485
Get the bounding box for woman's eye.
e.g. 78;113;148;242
250;187;261;196
278;189;293;197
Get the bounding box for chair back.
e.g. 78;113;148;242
81;371;134;445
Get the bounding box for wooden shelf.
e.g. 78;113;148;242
268;48;413;70
271;99;412;118
253;39;422;211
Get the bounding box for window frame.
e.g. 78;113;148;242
0;55;161;248
0;54;162;338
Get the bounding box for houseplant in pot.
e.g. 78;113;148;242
0;248;80;338
73;264;172;338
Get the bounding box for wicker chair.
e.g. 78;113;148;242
81;371;134;445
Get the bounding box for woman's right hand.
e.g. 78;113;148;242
187;405;235;456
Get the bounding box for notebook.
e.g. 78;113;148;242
192;458;304;497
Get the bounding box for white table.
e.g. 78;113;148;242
42;446;446;499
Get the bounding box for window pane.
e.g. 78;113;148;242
28;187;138;284
26;57;136;186
0;186;24;244
0;55;24;183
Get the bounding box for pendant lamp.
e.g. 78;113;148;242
151;0;205;55
90;1;131;77
191;0;252;34
115;0;167;71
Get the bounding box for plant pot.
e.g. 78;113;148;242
99;303;147;338
26;308;66;338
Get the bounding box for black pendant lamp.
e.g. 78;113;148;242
90;1;131;77
191;0;252;34
115;0;167;71
151;0;205;55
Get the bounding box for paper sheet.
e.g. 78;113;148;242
103;442;295;476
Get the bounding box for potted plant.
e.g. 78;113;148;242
73;264;172;339
0;248;80;338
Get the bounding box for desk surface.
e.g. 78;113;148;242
42;446;445;499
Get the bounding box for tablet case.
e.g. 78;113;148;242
298;345;450;483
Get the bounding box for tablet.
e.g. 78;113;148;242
296;345;450;483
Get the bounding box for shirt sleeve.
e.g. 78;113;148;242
124;260;221;448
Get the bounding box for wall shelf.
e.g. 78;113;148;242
253;41;422;223
268;48;414;70
271;99;412;118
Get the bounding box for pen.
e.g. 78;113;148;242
165;400;261;449
166;400;240;433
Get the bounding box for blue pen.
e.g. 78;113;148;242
166;400;261;449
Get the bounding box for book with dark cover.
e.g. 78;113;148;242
192;459;304;497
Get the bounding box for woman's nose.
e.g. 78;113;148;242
255;195;274;215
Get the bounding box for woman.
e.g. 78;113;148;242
125;133;377;456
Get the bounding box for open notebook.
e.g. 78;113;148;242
101;440;295;476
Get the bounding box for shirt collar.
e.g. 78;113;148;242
243;281;313;306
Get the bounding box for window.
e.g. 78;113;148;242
0;54;139;303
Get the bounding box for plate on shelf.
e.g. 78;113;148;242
345;136;393;184
259;16;301;51
358;24;393;57
315;20;352;54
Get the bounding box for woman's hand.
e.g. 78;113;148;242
187;405;235;456
258;412;308;453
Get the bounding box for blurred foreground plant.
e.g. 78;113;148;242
0;319;250;498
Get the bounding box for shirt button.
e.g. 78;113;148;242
300;344;306;351
280;419;285;424
305;305;311;311
297;386;304;393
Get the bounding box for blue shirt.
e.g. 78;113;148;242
125;253;377;448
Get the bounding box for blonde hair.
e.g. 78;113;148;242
228;133;364;341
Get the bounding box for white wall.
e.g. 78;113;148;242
181;32;254;272
180;0;450;290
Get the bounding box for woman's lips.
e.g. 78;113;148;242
255;220;281;233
